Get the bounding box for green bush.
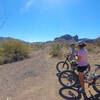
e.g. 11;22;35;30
0;39;31;64
49;43;62;57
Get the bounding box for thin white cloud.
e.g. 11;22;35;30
24;0;35;11
43;0;61;5
23;0;82;12
42;0;81;6
39;0;82;10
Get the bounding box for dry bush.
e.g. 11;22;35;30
49;43;62;57
0;39;31;64
86;43;95;52
86;43;100;52
94;42;100;47
31;44;46;51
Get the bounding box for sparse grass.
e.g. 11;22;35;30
94;42;100;47
86;43;95;52
86;43;100;52
0;39;31;64
31;44;46;51
49;43;62;57
48;42;100;58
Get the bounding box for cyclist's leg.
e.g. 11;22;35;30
77;66;87;90
70;63;74;69
78;72;84;89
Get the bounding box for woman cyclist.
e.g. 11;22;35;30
77;41;89;93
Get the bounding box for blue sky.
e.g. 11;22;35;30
0;0;100;42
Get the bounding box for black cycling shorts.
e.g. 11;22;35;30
77;66;88;72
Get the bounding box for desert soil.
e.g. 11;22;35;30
0;49;100;100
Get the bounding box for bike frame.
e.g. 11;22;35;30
72;65;100;86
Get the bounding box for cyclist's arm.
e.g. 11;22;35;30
77;55;81;62
77;51;82;62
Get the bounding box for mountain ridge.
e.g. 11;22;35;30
54;34;99;43
0;34;100;44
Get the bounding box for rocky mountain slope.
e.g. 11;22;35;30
54;34;98;43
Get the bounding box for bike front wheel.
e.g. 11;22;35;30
56;61;69;72
93;75;100;93
59;70;78;87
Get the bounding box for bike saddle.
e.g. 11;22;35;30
94;64;100;68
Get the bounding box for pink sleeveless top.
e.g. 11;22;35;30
78;48;88;66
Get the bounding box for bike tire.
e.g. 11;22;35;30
56;61;69;72
58;70;78;87
92;75;100;93
59;87;81;100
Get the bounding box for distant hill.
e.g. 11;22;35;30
54;34;78;43
54;34;99;43
0;37;30;44
0;34;100;44
95;37;100;42
0;37;12;42
79;38;95;43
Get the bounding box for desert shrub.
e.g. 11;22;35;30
49;43;62;57
86;43;95;52
94;42;100;47
31;44;45;50
0;39;31;64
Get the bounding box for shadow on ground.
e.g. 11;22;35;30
59;86;100;100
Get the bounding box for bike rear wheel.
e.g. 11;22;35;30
93;75;100;93
59;70;78;87
56;61;69;72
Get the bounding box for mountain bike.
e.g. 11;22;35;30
56;54;74;72
56;53;90;73
58;64;100;93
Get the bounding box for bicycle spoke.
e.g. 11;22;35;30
60;72;76;86
61;75;69;78
95;82;100;86
93;76;100;93
61;73;71;78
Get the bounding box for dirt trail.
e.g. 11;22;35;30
0;49;62;100
0;49;100;100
